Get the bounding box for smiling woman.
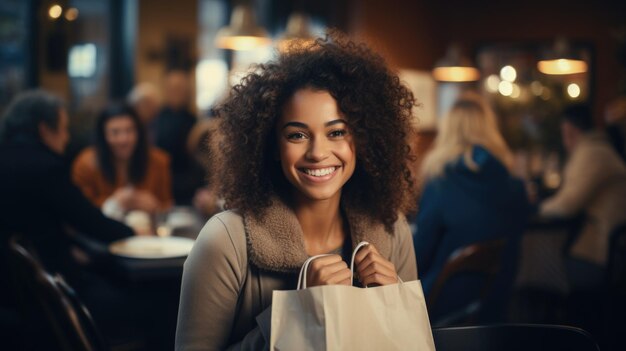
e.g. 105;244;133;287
71;103;173;221
277;89;356;204
175;31;419;350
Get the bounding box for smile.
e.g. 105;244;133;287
302;167;337;177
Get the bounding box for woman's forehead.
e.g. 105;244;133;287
279;89;344;126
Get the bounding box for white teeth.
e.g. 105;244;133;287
304;167;336;177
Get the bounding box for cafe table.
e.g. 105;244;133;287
69;226;200;283
67;224;203;351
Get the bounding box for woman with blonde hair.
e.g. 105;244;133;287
420;93;513;180
414;93;529;323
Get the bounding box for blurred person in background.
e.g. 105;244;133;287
540;104;626;288
414;93;530;322
0;90;135;348
72;103;173;227
0;90;133;273
151;69;205;205
127;82;162;128
186;117;223;219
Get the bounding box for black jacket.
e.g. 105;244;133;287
0;142;133;272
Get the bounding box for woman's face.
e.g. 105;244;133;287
276;88;356;203
104;115;137;161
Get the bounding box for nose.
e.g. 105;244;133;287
305;137;329;161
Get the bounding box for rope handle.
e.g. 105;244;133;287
297;254;333;290
350;241;403;287
296;241;402;290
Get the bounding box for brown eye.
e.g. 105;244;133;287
287;132;307;140
328;129;347;138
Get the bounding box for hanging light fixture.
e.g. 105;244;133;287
277;12;314;52
432;45;480;82
215;4;272;51
537;38;588;75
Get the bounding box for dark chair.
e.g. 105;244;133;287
427;239;506;327
604;222;626;350
8;236;108;351
607;222;626;293
433;324;600;351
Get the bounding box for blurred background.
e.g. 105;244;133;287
2;0;625;156
1;0;626;350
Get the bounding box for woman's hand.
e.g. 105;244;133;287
354;244;399;287
110;187;135;210
131;190;160;213
306;254;352;287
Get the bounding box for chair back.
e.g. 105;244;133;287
8;236;108;351
433;324;599;351
427;238;506;325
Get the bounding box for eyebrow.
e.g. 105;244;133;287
281;119;348;129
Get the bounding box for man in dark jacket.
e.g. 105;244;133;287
0;90;133;272
0;91;135;346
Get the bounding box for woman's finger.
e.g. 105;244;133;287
360;272;398;287
356;251;395;276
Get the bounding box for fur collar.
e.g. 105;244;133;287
243;197;393;273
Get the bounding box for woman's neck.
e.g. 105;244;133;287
292;193;347;256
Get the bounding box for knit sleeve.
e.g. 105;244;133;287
176;212;267;351
541;142;620;218
391;215;418;281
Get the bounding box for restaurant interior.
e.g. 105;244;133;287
1;0;626;350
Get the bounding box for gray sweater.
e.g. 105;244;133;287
175;199;417;350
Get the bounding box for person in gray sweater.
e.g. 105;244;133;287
175;32;419;350
540;104;626;288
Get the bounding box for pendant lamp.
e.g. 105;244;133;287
278;12;314;52
537;38;587;75
216;4;272;51
432;45;480;82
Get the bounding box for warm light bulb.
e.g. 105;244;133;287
65;8;79;21
498;81;513;96
432;66;480;82
485;74;500;93
567;83;581;98
537;59;587;75
500;65;517;82
48;4;62;19
216;36;272;51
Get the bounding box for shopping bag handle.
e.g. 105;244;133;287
297;241;402;290
297;254;333;290
350;241;403;287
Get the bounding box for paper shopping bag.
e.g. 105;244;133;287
270;242;435;351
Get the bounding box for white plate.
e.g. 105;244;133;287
109;236;195;259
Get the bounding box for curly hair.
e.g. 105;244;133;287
214;31;417;231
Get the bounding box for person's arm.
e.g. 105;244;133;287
540;143;616;218
71;152;109;207
414;182;444;275
176;213;267;351
49;162;132;242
